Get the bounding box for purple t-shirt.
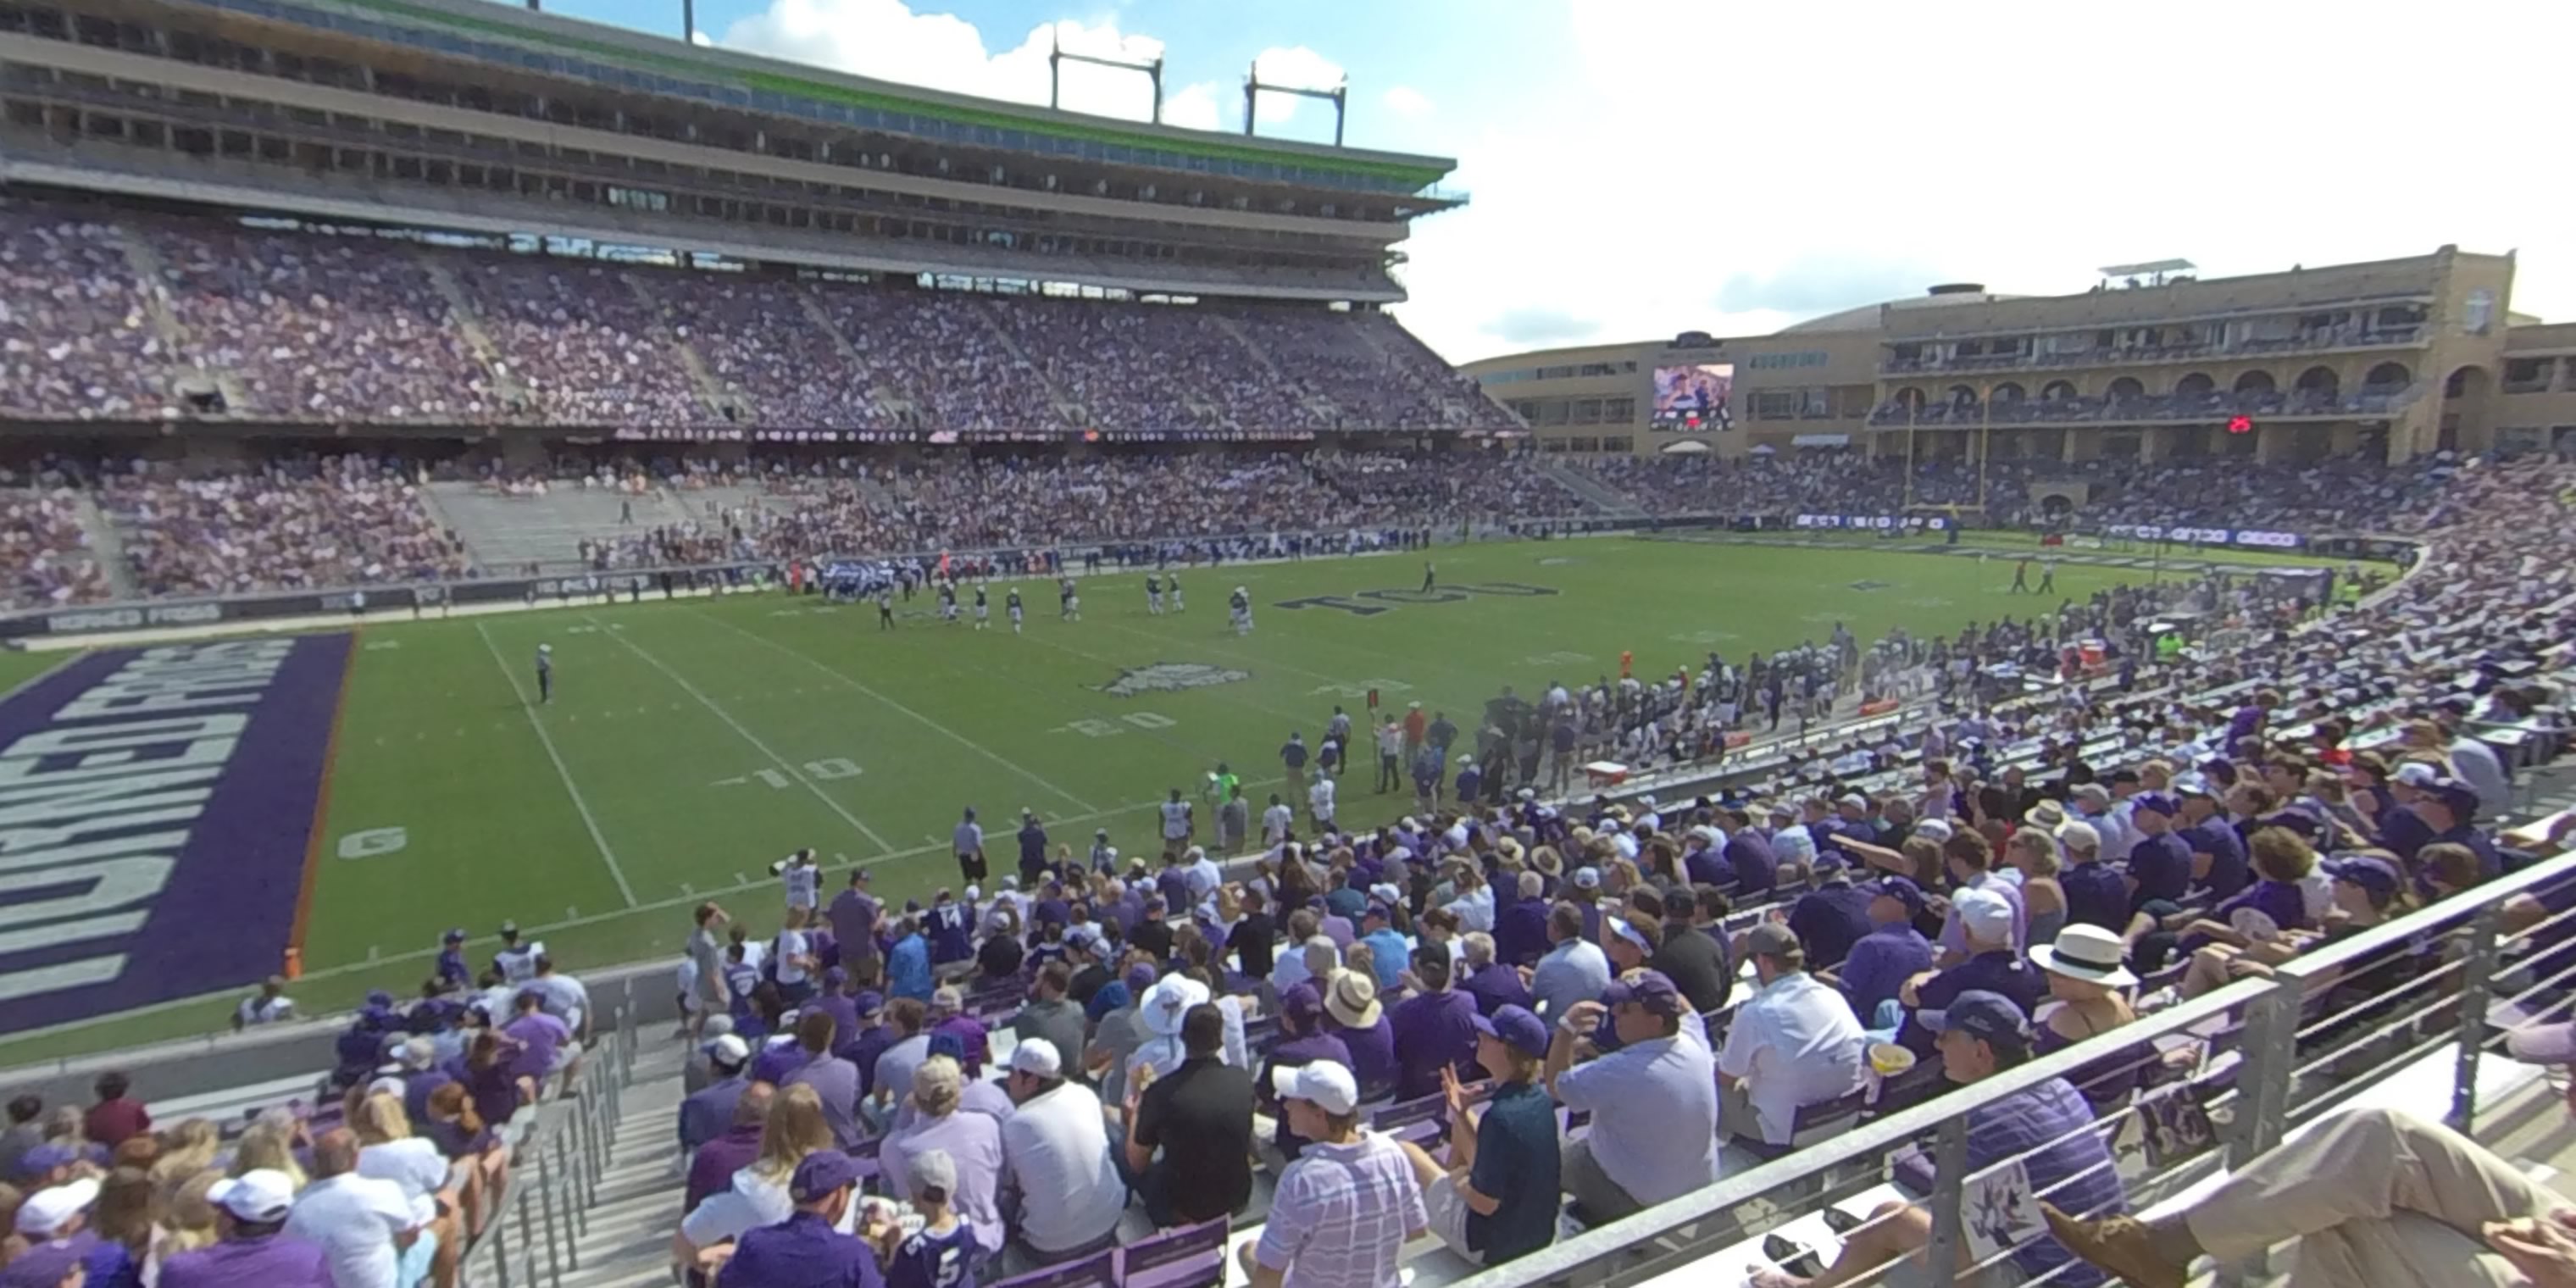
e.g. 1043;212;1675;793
1332;1014;1399;1097
1389;988;1480;1101
686;1125;763;1213
2125;833;2193;909
158;1234;333;1288
502;1012;571;1081
2215;880;2310;937
829;890;881;956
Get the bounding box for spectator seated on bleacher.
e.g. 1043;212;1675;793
1717;924;1868;1149
1544;970;1719;1224
1240;1061;1428;1287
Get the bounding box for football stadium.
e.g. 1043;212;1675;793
2;3;2575;1288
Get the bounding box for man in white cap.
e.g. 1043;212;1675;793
159;1169;330;1288
1125;974;1213;1091
678;1035;751;1155
286;1129;436;1288
1898;886;2044;1058
12;1177;114;1284
997;1039;1124;1264
1244;1062;1427;1288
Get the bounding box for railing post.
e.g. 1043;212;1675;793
552;1130;582;1269
2229;980;2299;1168
2451;902;2504;1133
535;1131;564;1288
1922;1113;1971;1288
488;1187;510;1288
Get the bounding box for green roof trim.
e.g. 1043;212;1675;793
330;0;1452;189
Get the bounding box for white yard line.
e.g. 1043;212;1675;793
692;608;1102;814
585;614;899;856
473;620;639;908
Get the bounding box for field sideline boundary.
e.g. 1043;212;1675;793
473;619;640;907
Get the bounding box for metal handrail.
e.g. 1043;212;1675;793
1461;848;2576;1288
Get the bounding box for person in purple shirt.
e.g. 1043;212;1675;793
1255;983;1351;1162
925;891;974;967
1723;819;1778;898
1389;947;1482;1101
2058;826;2133;933
1825;877;1935;1031
2123;793;2194;912
2414;780;2501;879
715;1152;886;1288
1786;858;1875;969
780;1011;866;1149
157;1169;331;1288
927;988;991;1076
829;871;881;970
1321;970;1396;1098
1900;888;2044;1058
1493;871;1552;968
502;991;570;1084
1682;833;1730;888
679;1035;752;1156
686;1082;773;1213
2174;780;2250;898
1459;933;1534;1016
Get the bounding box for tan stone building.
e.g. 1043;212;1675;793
1468;248;2576;463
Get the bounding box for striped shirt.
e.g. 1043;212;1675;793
1254;1131;1427;1288
1968;1077;2126;1285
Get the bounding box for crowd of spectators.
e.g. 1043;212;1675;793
0;481;111;609
0;938;597;1288
149;224;501;425
585;452;2568;1286
0;204;1516;434
0;203;173;423
103;458;474;598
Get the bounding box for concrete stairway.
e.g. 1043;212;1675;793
69;491;140;601
970;301;1082;427
429;482;658;573
621;276;749;425
1208;314;1336;423
109;227;244;412
417;256;530;409
1539;461;1651;519
553;1039;693;1288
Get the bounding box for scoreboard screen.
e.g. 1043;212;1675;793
1650;363;1734;431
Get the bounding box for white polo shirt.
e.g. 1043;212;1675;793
998;1080;1126;1255
1716;971;1868;1145
286;1173;419;1288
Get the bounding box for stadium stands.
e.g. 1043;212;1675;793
11;451;2576;1288
100;458;473;599
0;203;1518;434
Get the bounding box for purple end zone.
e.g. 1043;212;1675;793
0;634;353;1031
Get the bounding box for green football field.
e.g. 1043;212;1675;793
0;533;2322;1063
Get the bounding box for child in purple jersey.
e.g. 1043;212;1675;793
926;892;974;966
881;1148;979;1288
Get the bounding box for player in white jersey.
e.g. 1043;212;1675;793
1230;586;1253;636
1168;573;1185;613
938;580;959;623
772;847;819;912
1307;772;1336;830
1158;787;1193;857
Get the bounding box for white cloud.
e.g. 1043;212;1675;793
1380;85;1432;119
690;29;713;47
718;0;1184;126
1249;46;1344;126
1161;81;1225;132
1392;0;2576;365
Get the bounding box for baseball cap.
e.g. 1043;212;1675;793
1836;793;1868;810
1743;922;1800;960
1863;875;1927;916
854;991;885;1017
1363;902;1393;924
2325;855;2402;906
0;1241;86;1288
1953;887;2014;942
1572;867;1601;890
2172;774;2215;799
2057;820;2101;853
1604;916;1651;954
1270;1060;1360;1115
789;1151;861;1202
1600;969;1685;1018
707;1034;751;1067
1280;981;1325;1024
12;1145;74;1181
907;1148;958;1203
1472;1004;1551;1059
2130;792;2181;817
1911;818;1955;843
1124;963;1160;994
2393;762;2440;788
207;1170;297;1223
1063;924;1101;952
1084;982;1131;1022
2429;779;2482;819
442;929;466;944
1918;990;2032;1057
13;1179;97;1236
1009;1038;1063;1078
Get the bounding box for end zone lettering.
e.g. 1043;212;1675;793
0;635;353;1030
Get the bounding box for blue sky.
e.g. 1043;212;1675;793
509;0;2576;364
